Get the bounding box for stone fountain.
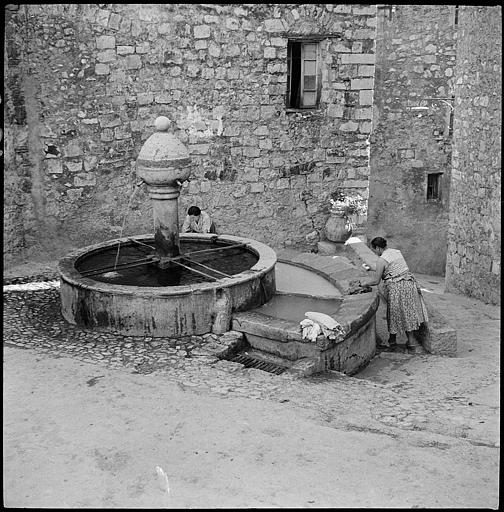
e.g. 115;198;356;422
58;117;276;337
58;116;380;378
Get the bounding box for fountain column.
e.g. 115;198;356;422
136;116;192;268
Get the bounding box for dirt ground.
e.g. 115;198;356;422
3;258;500;508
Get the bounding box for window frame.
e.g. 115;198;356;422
286;39;321;111
426;172;443;201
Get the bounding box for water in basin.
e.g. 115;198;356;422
77;241;258;287
275;262;342;297
256;294;342;322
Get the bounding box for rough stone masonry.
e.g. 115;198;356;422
4;3;376;259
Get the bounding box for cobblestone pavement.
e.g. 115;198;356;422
3;268;500;450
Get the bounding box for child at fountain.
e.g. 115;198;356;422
181;206;215;234
358;237;428;354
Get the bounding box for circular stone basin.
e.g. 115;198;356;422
76;240;259;287
58;233;276;337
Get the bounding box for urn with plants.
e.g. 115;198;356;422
324;189;367;243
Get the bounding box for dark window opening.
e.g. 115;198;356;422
454;5;459;26
427;173;443;200
448;94;455;136
286;40;320;109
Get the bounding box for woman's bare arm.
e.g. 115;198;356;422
361;258;385;286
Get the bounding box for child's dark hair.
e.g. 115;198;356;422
370;236;387;249
187;206;201;216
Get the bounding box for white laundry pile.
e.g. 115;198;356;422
299;311;347;342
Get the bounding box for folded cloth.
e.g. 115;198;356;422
299;318;322;342
302;312;347;341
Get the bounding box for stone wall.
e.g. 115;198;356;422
366;5;456;275
3;3;377;265
445;6;501;305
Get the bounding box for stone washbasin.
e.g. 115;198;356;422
59;233;276;337
232;249;380;376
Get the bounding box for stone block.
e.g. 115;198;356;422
359;90;374;105
341;53;375;65
155;93;171;104
125;55;142;69
264;19;286;32
96;35;115;49
95;63;110;75
250;182;264;193
353;5;376;15
95;9;110;27
339;121;359;132
194;25;211;38
358;65;375;77
108;12;121;30
327;104;344;118
63;143;83;158
355;107;373;119
417;313;457;357
317;241;338;255
359;121;372;133
135;42;150;54
264;47;276;58
352;29;376;40
117;45;134;55
158;23;171;35
65;161;82;173
97;49;116;63
138;92;153;105
46;160;62;174
226;18;239;30
351;78;374;90
204;15;219;24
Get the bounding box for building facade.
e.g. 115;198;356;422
445;5;501;304
367;4;456;276
4;3;376;260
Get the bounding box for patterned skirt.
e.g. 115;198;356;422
381;278;428;334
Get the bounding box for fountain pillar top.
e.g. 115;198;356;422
136;116;192;189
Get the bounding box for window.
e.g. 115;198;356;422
286;40;320;109
427;173;443;200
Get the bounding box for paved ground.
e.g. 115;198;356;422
3;258;500;508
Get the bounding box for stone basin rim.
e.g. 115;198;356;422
269;253;380;335
58;233;277;296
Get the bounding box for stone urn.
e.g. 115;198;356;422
324;213;352;243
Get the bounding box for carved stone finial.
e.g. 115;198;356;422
154;116;171;132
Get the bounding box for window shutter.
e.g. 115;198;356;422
286;43;292;107
301;43;318;107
